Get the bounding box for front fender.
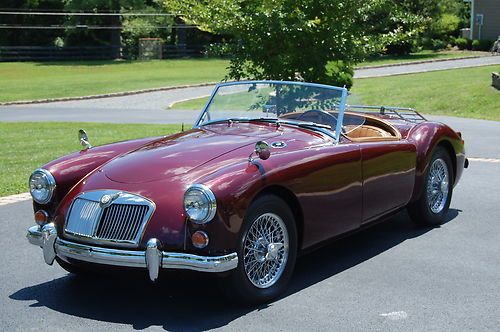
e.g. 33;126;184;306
34;137;162;214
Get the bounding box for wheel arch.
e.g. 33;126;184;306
436;139;457;183
408;121;463;203
254;185;304;251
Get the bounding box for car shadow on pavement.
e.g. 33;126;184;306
10;209;460;331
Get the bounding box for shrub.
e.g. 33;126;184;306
429;14;461;39
431;39;448;50
479;39;494;51
384;40;416;55
471;39;481;50
455;38;468;50
470;39;493;51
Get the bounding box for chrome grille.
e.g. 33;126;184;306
96;204;149;242
65;198;101;237
64;190;154;248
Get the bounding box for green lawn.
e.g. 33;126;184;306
0;122;181;197
0;59;229;103
0;51;483;103
358;50;480;67
172;66;500;121
351;65;500;121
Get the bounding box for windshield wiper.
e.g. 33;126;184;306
250;118;336;140
248;117;331;129
201;117;336;140
282;121;336;140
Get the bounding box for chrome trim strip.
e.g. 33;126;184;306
27;225;43;246
335;88;348;144
56;238;147;268
146;238;162;281
27;225;239;279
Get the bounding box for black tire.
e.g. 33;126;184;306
408;146;454;227
223;195;298;305
55;257;88;275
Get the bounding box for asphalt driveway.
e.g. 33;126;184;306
1;116;500;331
1;56;500;331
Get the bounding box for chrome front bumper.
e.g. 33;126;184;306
27;224;238;281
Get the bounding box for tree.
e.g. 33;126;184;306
0;0;65;46
165;0;382;88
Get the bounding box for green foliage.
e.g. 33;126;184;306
454;38;469;50
365;1;427;55
371;0;465;54
165;0;375;88
121;5;174;59
429;13;461;39
0;0;64;46
472;39;494;51
471;39;481;51
63;0;160;49
431;39;448;51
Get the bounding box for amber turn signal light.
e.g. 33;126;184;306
34;210;49;226
192;230;209;249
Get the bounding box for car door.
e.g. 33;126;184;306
360;140;417;223
294;142;363;248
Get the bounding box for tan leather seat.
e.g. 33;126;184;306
347;125;392;138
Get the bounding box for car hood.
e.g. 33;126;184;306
102;123;283;184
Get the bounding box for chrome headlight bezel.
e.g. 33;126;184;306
183;184;217;224
29;169;56;204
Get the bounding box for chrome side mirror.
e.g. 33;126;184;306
254;141;271;160
78;129;92;150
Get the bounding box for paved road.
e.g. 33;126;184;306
355;55;500;78
1;118;500;331
0;85;215;124
1;56;500;330
1;56;499;124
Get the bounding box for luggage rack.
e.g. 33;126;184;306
345;105;427;123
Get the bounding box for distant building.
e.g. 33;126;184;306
470;0;500;40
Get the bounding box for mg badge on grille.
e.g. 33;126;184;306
99;192;120;208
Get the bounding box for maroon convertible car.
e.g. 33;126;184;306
26;81;467;303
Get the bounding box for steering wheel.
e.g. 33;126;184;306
297;110;337;128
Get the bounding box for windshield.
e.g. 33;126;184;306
195;81;349;140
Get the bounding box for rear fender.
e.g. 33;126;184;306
408;122;465;203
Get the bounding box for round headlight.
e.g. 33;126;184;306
29;169;56;204
183;184;216;224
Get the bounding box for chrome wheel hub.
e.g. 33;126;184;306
427;158;450;214
243;213;289;289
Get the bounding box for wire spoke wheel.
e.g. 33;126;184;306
426;158;450;214
243;212;289;289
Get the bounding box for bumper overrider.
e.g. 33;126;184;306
27;223;238;281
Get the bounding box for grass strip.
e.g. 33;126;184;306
172;66;500;121
351;65;500;121
0;59;229;103
0;122;181;197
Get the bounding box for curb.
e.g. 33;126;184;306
167;94;212;109
0;81;220;106
0;193;31;206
